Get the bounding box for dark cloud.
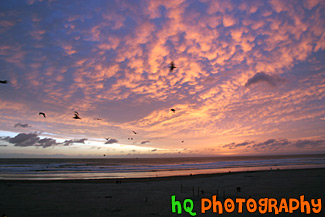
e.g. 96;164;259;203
223;138;325;151
8;133;40;147
222;142;235;149
105;138;118;144
294;140;325;148
141;140;150;144
223;141;253;149
252;139;290;151
8;133;59;148
63;138;88;146
5;133;88;148
0;136;10;142
14;123;31;128
236;141;252;147
37;138;58;148
245;72;285;87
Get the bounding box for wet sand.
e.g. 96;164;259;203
0;168;324;217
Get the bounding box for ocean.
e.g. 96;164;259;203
0;154;324;180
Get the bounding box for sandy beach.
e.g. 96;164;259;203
0;168;324;217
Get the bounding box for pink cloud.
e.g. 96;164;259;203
303;0;320;9
0;20;15;27
222;15;236;27
0;0;324;155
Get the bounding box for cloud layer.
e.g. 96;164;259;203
244;72;285;87
14;123;31;128
0;0;324;156
105;138;118;144
223;139;325;152
2;133;87;148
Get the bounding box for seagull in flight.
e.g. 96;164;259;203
39;112;46;118
170;108;176;113
170;61;176;72
73;111;81;119
0;80;8;84
132;131;137;134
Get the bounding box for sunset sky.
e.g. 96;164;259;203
0;0;324;158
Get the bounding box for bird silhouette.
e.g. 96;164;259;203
132;131;137;134
170;108;176;113
94;118;102;120
73;112;81;119
0;80;8;84
170;61;176;72
39;112;46;118
73;114;81;119
181;140;184;143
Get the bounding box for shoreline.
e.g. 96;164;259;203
1;167;324;217
1;167;324;183
1;154;324;182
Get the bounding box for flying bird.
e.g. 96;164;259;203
170;108;176;113
39;112;46;118
73;112;81;119
170;61;176;72
181;140;184;143
73;114;81;119
94;118;102;120
0;80;8;84
132;131;137;134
